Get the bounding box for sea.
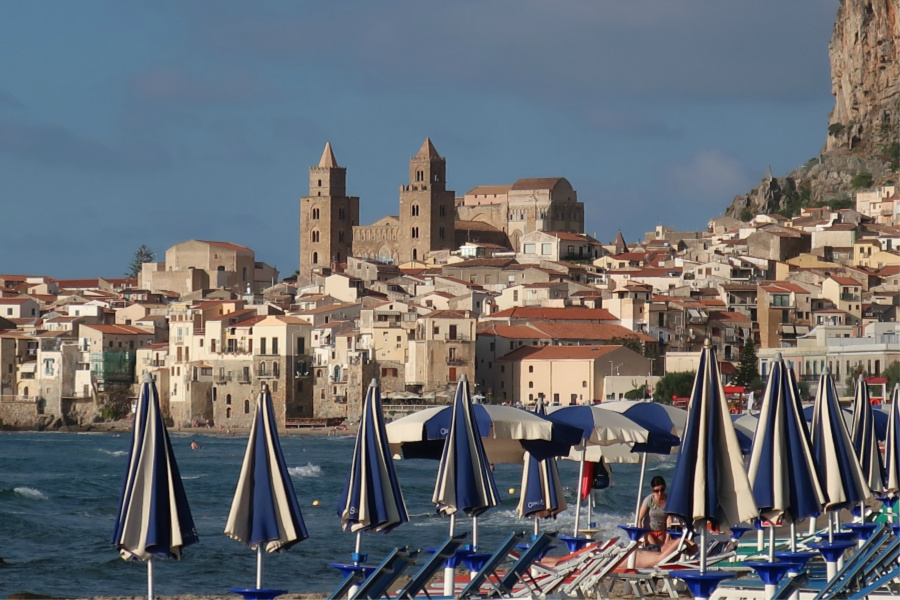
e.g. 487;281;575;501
0;431;674;597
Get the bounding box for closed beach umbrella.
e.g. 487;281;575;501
809;370;870;516
387;401;582;464
113;374;198;600
747;356;824;557
225;384;308;590
849;373;885;501
802;404;888;442
884;385;900;496
432;375;500;543
338;379;408;557
667;340;758;574
517;399;567;532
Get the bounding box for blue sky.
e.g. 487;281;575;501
0;1;839;278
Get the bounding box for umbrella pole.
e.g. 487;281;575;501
534;516;539;536
443;513;457;597
147;557;154;600
699;521;708;574
472;515;478;550
768;525;775;562
573;445;586;536
256;544;263;589
790;521;797;553
633;452;648;526
354;532;362;557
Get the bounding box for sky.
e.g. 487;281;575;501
0;1;840;279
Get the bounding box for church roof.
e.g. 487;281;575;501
510;177;566;191
613;230;628;254
416;137;441;159
318;142;338;168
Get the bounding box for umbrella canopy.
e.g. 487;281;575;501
809;370;870;511
849;374;886;496
432;376;500;517
543;405;652;447
338;379;409;533
387;402;582;464
666;341;758;531
746;356;825;524
113;375;198;561
225;385;308;553
516;399;567;521
885;385;900;492
730;413;757;454
801;405;888;441
594;400;685;454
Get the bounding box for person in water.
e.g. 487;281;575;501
190;440;201;450
638;475;672;547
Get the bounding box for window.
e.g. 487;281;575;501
411;204;419;216
259;362;267;377
524;244;536;254
411;227;419;239
772;294;790;307
528;365;534;373
439;205;445;216
528;381;534;388
226;407;232;419
244;399;251;414
311;230;320;243
541;243;552;255
416;170;424;182
272;338;278;355
582;381;587;387
312;251;318;264
260;338;267;355
273;362;280;378
312;208;320;220
439;227;445;239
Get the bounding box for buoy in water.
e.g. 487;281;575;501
508;488;516;495
312;500;321;506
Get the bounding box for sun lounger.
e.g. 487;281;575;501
510;537;621;598
560;539;637;598
456;532;526;599
488;532;556;597
393;533;467;600
327;546;418;600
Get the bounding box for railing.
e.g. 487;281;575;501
0;395;38;403
447;358;468;366
215;374;233;383
840;293;860;302
236;374;251;383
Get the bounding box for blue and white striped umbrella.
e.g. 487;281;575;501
338;379;408;534
850;374;886;496
747;356;824;525
433;375;500;525
225;385;308;588
809;370;870;512
517;399;567;526
666;341;757;534
113;375;198;599
884;385;900;493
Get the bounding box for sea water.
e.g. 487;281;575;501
0;431;673;597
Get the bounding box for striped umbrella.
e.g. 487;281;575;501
516;398;567;533
666;340;758;574
432;374;500;545
849;373;886;506
884;385;900;501
747;356;824;558
338;379;408;557
809;370;870;531
225;384;308;590
113;375;198;600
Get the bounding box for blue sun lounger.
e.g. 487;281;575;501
457;532;527;599
327;546;418;600
393;533;468;600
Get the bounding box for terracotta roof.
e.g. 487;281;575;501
196;240;252;252
540;232;600;243
425;310;470;319
829;276;861;286
466;185;512;196
476;323;552;339
448;258;515;268
530;322;655;342
206;309;257;322
761;282;810;294
708;311;751;322
455;220;504;233
488;307;617;321
82;324;152;335
0;297;35;304
499;344;623;361
510;177;565;191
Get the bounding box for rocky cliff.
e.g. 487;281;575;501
727;0;899;218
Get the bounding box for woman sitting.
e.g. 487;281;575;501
637;476;672;548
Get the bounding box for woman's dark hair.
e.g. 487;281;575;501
650;476;666;488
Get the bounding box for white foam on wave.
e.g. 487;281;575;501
14;487;48;500
182;474;207;480
289;463;322;478
99;449;128;457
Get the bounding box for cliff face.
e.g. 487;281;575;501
727;0;900;218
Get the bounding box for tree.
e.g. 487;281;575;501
653;372;695;404
126;245;156;278
883;361;900;393
733;338;759;388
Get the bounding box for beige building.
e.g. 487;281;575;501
496;345;650;406
407;310;476;395
519;231;603;263
821;276;863;327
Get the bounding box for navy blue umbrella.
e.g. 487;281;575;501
747;357;824;557
113;375;198;600
802;405;888;442
850;373;886;500
517;399;567;533
667;341;757;573
338;380;408;557
225;384;308;590
884;385;900;496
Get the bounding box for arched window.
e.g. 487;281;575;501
311;208;320;220
333;365;341;381
317;179;322;186
411;204;419;216
311;230;319;243
412;249;418;261
439;205;445;217
273;362;280;378
226;407;232;419
259;362;267;377
226;393;232;405
416;170;424;182
312;252;318;264
337;251;342;262
244;399;251;414
23;386;29;397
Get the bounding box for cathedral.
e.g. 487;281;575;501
298;139;585;283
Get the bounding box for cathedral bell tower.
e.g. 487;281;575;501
298;142;359;283
398;138;456;264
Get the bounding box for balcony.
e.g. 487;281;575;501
840;293;860;302
447;358;468;366
236;374;251;384
215;374;233;383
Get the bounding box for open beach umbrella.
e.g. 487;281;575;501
338;379;408;557
113;374;198;600
808;370;870;530
746;356;824;558
884;385;900;506
666;340;758;575
387;401;583;464
849;373;886;507
516;398;567;533
225;384;308;591
546;403;659;535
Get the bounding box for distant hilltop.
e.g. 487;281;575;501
727;0;899;219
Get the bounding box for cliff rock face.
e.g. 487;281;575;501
727;0;899;217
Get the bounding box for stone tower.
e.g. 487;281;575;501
398;138;456;264
298;142;359;284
